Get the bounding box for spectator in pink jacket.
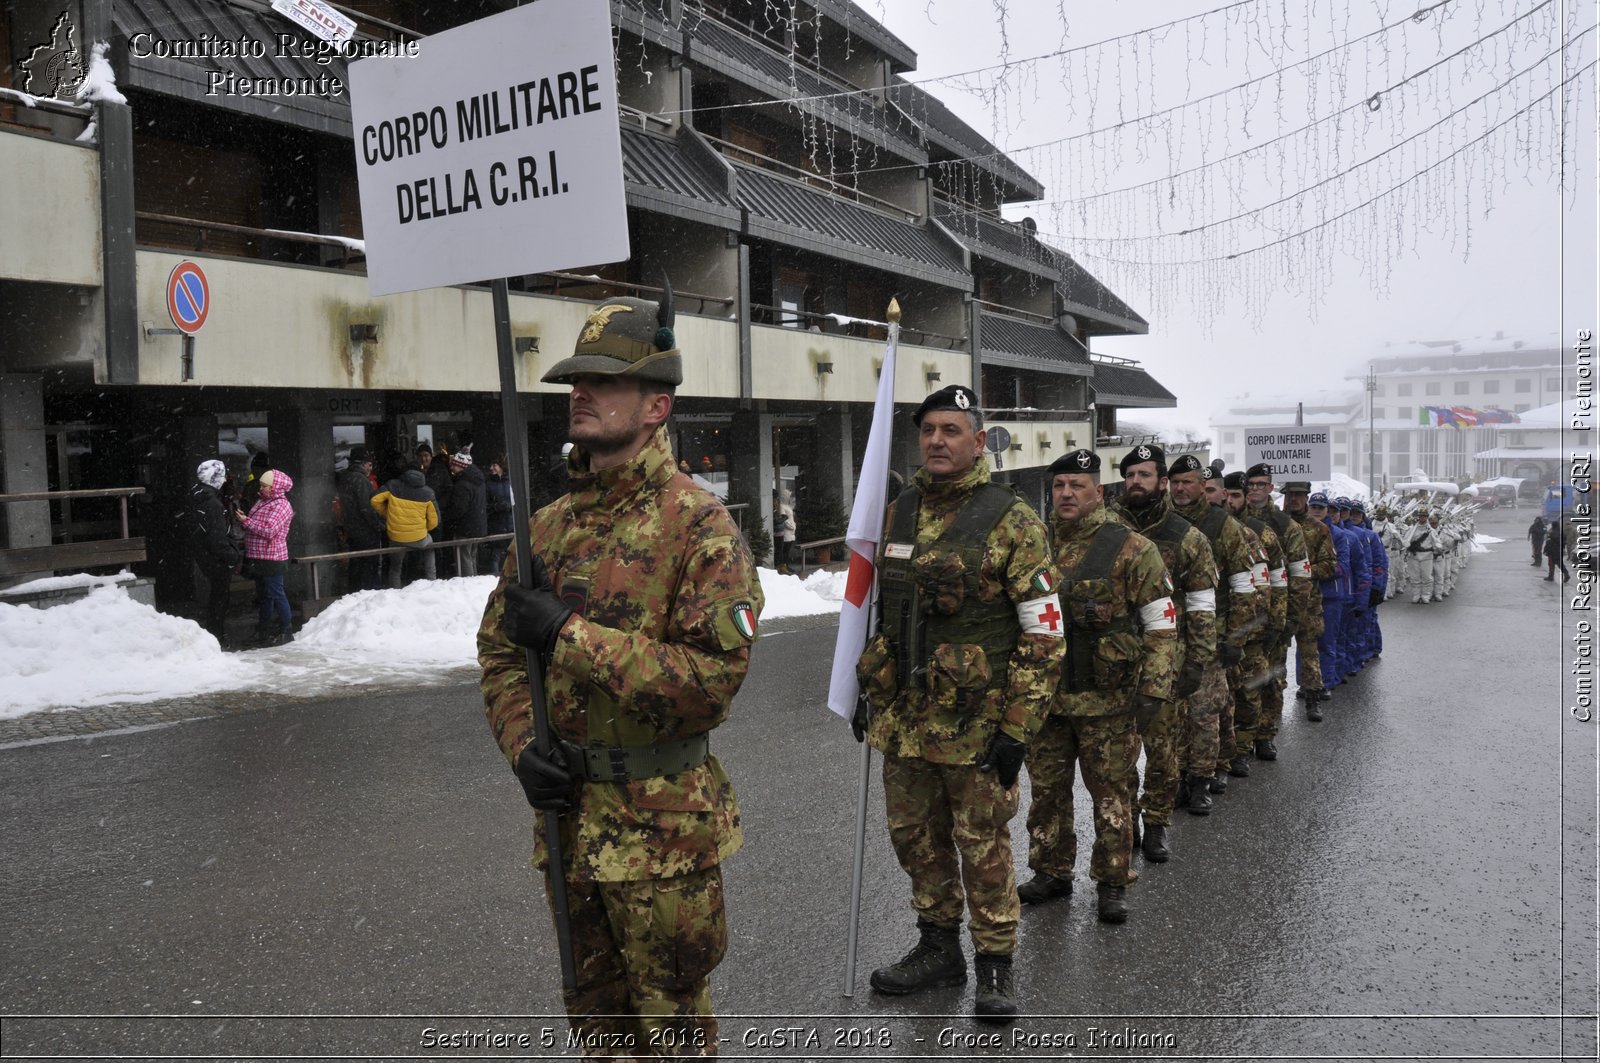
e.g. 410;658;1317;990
236;468;295;646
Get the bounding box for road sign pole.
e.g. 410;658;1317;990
491;277;577;994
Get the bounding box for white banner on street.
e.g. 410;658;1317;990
1243;426;1332;480
346;0;629;297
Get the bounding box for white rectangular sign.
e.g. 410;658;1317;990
272;0;356;46
346;0;629;297
1243;426;1332;480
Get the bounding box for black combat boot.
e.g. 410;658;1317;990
869;920;966;995
1209;771;1228;794
1017;872;1072;905
1140;822;1170;862
1227;754;1252;778
1185;775;1213;815
973;953;1018;1022
1306;696;1324;722
1096;882;1128;924
1254;738;1278;761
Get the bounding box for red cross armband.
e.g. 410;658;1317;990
1017;594;1065;638
1139;596;1180;632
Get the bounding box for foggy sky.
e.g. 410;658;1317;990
870;0;1598;435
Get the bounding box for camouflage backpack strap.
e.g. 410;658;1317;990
1062;520;1130;584
944;482;1020;548
1198;504;1228;544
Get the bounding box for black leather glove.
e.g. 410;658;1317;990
501;555;573;656
514;742;574;812
1133;694;1164;735
1175;661;1204;698
1219;643;1243;667
1282;620;1297;645
1369;588;1383;608
978;731;1026;788
851;693;870;743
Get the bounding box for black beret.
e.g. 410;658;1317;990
1222;471;1248;490
1049;448;1101;477
912;384;979;426
1281;480;1312;493
1245;462;1272;479
1118;443;1166;476
1169;454;1204;476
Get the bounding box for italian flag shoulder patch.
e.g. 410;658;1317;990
732;602;758;639
1031;569;1054;594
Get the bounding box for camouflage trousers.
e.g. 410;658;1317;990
543;864;727;1059
1296;624;1324;692
1139;662;1227;824
1228;641;1272;754
1025;711;1140;888
1257;639;1290;741
1137;698;1183;826
1186;663;1226;777
1214;658;1237;775
882;754;1020;955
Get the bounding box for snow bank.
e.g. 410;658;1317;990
757;568;842;618
0;586;248;718
0;567;841;718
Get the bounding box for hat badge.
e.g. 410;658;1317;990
954;390;970;410
1076;452;1091;469
1135;445;1151;460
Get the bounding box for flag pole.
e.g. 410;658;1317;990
491;277;577;994
840;297;901;997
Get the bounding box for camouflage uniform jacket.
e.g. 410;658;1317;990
1292;510;1339;583
1111;494;1219;669
1173;497;1260;650
478;426;764;882
1250;501;1310;628
1235;516;1288;636
1049;504;1179;716
862;459;1063;764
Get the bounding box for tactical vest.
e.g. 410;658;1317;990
879;483;1021;696
1057;520;1132;694
1258;504;1299;565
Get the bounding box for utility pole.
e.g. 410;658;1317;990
1365;364;1377;491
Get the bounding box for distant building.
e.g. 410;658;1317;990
1211;333;1566;486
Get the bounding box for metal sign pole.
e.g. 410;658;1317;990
491;277;576;993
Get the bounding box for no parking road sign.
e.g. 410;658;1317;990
166;260;210;335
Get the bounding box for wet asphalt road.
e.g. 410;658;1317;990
1;506;1594;1061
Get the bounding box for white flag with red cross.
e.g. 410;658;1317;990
826;307;900;718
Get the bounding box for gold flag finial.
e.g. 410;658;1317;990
887;297;901;324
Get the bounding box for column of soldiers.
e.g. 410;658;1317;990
854;413;1414;1025
480;341;1482;1049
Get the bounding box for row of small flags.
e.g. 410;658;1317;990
1417;405;1521;427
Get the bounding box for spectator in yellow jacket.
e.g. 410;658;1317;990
372;468;439;587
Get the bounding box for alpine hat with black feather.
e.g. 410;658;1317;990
541;277;682;386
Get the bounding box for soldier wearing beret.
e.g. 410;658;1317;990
854;384;1063;1020
1281;482;1336;718
479;292;764;1056
1110;445;1221;862
1243;464;1312;746
1214;471;1283;769
1168;456;1259;791
1019;449;1178;924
